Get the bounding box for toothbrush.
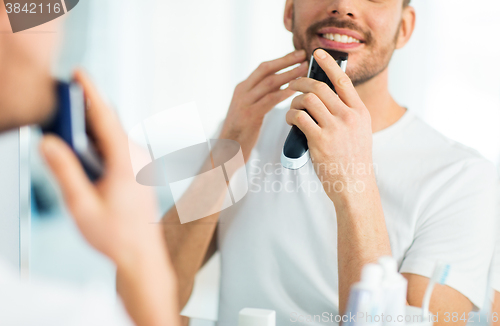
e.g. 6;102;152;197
422;262;450;320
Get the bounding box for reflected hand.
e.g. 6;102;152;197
286;49;374;202
221;50;308;161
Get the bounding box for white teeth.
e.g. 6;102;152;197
322;33;361;44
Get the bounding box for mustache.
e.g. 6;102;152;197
306;17;373;44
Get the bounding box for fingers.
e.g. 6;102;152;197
313;49;363;108
290;93;333;127
247;61;308;104
40;135;101;218
286;109;321;139
245;50;307;90
73;69;128;169
289;77;347;116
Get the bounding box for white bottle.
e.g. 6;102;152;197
378;256;408;326
238;308;276;326
344;263;384;326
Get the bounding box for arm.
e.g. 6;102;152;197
162;50;309;309
404;273;473;326
286;49;391;313
287;49;493;319
335;182;392;314
41;70;180;326
163;202;220;309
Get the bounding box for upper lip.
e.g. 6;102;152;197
317;27;365;43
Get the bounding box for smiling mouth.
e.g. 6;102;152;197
320;33;363;44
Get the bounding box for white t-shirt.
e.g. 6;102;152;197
216;106;497;326
0;260;134;326
490;181;500;294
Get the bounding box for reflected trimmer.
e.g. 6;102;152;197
281;48;348;170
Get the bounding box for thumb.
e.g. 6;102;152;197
40;135;101;218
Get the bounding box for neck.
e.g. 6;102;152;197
354;68;406;133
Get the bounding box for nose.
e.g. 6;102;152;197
327;0;356;19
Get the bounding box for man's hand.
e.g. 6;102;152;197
221;50;308;160
286;49;375;204
286;49;391;314
40;70;180;326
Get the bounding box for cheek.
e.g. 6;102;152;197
293;1;324;32
291;8;307;35
21;17;62;67
365;9;401;46
14;37;59;87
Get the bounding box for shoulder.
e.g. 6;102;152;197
397;111;497;177
403;114;498;224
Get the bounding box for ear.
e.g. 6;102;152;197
396;6;416;49
284;0;294;33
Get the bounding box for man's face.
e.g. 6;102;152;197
0;2;61;132
286;0;407;86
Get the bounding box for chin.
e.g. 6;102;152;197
0;106;54;133
0;78;56;133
